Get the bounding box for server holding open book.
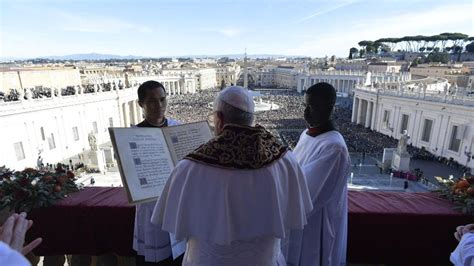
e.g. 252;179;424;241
109;81;212;266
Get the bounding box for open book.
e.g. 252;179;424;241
109;121;213;203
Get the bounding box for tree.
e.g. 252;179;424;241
436;34;449;50
419;47;426;53
466;42;474;53
380;44;390;53
349;47;358;59
375;38;399;51
441;32;468;48
412;36;422;51
427;52;449;64
411;58;421;67
358;41;376;54
452;45;463;62
400;36;415;52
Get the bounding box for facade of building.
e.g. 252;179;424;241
1;67;82;93
197;68;217;90
410;64;469;85
352;78;474;169
335;59;368;72
255;66;276;87
296;70;412;95
368;62;402;73
0;86;140;170
272;66;297;89
129;68;217;95
216;65;240;87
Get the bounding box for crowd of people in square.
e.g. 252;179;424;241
0;80;128;102
165;88;470;174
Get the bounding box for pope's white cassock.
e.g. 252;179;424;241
151;124;313;266
283;129;351;266
0;241;30;266
451;232;474;266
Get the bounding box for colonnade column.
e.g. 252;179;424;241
356;99;363;125
365;101;372;128
137;101;143;122
176;81;181;95
352;97;359;123
129;101;136;125
122;102;130;127
370;102;376;130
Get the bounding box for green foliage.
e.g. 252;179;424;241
357;32;470;55
466;42;474;53
349;47;358;59
411;58;421;67
0;166;81;213
435;176;474;215
358;40;373;47
426;52;449;63
440;32;468;40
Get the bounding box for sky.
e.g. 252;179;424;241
0;0;473;58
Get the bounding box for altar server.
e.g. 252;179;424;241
133;80;184;265
283;82;351;266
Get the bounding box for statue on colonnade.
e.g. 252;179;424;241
397;130;410;155
88;132;98;151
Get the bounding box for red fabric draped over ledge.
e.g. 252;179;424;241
27;187;472;265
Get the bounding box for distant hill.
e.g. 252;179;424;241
1;53;306;62
179;54;305;59
39;53;145;60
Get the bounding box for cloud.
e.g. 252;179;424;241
292;0;359;24
55;11;153;34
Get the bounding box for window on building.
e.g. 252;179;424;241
421;119;433;143
400;114;409;134
448;125;462;152
72;127;79;141
40;127;45;141
14;142;25;161
48;133;56;150
109;117;113;127
92;121;98;134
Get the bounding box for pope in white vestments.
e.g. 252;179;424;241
451;224;474;266
151;86;313;266
0;241;30;266
283;82;351;266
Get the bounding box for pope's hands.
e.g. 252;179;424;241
0;212;42;254
454;224;474;242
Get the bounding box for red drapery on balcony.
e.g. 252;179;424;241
27;187;472;265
